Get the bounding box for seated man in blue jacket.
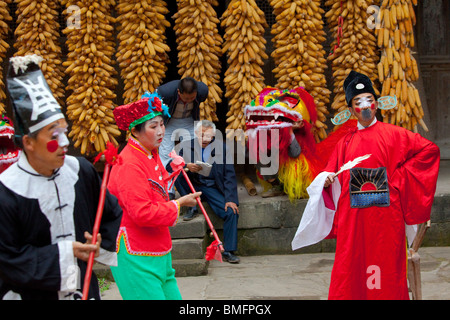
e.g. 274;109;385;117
157;77;208;200
167;120;240;263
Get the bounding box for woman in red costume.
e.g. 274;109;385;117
107;93;200;300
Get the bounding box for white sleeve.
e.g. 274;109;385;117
96;248;118;266
291;172;341;251
57;240;79;292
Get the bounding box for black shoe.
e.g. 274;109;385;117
183;207;198;221
222;251;240;264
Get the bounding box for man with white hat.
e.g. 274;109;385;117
0;55;122;300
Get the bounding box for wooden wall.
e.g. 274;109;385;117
416;0;450;157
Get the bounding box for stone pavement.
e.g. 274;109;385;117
101;246;450;300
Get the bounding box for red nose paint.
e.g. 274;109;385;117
370;103;375;110
47;140;59;153
355;107;361;113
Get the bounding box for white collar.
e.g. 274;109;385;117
17;152;42;176
357;117;377;130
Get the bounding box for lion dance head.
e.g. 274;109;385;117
245;87;325;200
0;114;20;174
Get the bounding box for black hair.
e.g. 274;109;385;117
130;115;164;137
133;122;146;134
178;77;198;94
13;129;40;150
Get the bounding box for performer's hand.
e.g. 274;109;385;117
289;120;304;135
72;232;101;262
178;191;202;207
186;163;202;173
292;120;304;130
225;202;239;214
324;174;335;188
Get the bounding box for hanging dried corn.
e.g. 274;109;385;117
116;0;171;104
173;0;222;122
222;0;268;131
326;0;380;125
376;0;426;132
270;0;331;142
0;0;11;115
14;0;65;106
62;0;119;155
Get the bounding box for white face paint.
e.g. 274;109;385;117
53;127;69;148
357;96;373;109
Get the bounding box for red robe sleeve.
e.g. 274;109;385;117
112;163;179;228
390;130;440;225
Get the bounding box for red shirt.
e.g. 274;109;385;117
108;137;179;256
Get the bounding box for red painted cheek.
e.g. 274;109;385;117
355;107;361;113
47;140;59;153
370;103;375;110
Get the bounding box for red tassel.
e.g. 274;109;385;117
205;240;223;262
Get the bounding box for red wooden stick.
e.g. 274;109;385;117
181;170;224;253
81;163;111;300
82;142;119;300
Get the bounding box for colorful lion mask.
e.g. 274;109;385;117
245;87;324;200
0;114;21;173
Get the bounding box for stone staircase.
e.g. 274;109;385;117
170;211;210;277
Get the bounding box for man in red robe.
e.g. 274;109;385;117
292;71;440;299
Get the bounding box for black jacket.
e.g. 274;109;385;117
156;80;209;124
0;156;122;300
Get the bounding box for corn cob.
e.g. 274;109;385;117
270;0;331;142
222;0;268;132
62;0;119;155
173;0;222;122
14;0;65;106
377;0;427;133
0;0;11;115
116;0;171;104
326;0;380;126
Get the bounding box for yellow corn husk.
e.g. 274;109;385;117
174;0;223;122
271;0;330;139
376;0;427;132
117;0;170;104
222;0;268;131
62;0;120;155
0;0;11;115
326;0;380;129
14;0;64;106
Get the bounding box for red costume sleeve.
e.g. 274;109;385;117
114;164;179;227
390;130;440;225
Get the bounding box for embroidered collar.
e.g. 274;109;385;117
128;137;158;159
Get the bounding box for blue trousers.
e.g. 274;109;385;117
176;177;238;252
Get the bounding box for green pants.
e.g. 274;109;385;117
110;238;182;300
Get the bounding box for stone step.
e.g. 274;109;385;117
171;238;205;260
170;214;206;239
173;259;209;277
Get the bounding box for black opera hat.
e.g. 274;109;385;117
343;71;378;107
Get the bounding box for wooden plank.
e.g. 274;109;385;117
417;0;450;56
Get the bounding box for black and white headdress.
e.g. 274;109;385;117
6;54;64;137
